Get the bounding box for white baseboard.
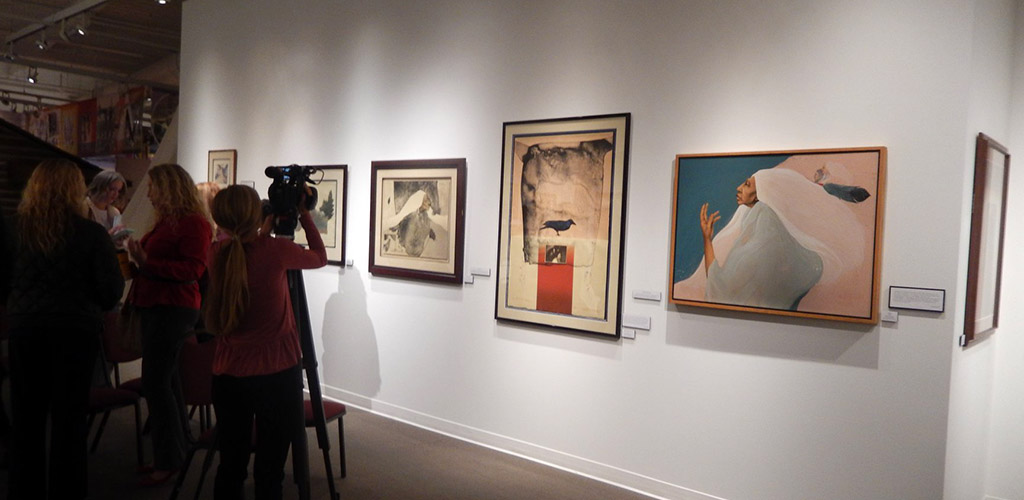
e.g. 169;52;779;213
321;385;724;500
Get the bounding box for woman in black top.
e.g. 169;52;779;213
5;159;125;499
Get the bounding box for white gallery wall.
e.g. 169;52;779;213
945;1;1015;500
982;1;1024;500
178;1;1022;499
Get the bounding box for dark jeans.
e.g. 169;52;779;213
7;325;99;500
140;305;199;471
213;364;304;500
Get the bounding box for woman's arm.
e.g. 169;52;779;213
288;211;328;269
700;202;720;274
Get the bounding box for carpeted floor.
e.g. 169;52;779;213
0;403;654;500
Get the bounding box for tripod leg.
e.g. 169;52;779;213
287;269;340;500
292;420;310;500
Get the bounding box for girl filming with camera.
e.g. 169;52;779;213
204;184;326;499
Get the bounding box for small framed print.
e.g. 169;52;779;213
208;149;237;188
294;165;347;266
369;158;466;283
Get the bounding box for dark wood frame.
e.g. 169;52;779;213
964;133;1011;345
368;158;466;284
494;113;631;338
207;149;236;188
294;165;348;266
669;147;887;324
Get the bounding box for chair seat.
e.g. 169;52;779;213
119;377;143;395
304;399;346;424
89;387;140;410
87;386;143;465
303;398;346;481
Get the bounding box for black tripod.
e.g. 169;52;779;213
287;268;341;500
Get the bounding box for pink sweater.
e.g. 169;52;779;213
211;213;327;376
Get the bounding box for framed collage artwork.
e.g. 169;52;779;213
495;113;631;338
293;165;348;266
368;158;467;283
669;147;887;324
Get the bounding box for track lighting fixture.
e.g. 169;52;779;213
156;0;169;4
2;43;15;60
35;31;49;50
27;67;38;84
64;14;90;37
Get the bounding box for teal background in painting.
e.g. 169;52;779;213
673;154;791;283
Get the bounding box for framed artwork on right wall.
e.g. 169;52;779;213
669;147;887;324
964;133;1010;345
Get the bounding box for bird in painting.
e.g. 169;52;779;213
541;219;576;235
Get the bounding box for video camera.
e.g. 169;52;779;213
265;164;320;238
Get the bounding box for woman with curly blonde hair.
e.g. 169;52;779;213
126;163;212;486
6;159;124;499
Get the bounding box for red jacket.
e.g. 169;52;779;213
130;213;212;309
212;212;327;377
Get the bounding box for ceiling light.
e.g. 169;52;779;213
69;14;90;37
27;67;38;84
156;0;168;4
35;31;48;50
2;43;15;60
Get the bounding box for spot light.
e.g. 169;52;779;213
27;67;38;84
35;31;49;50
156;0;168;4
67;14;90;37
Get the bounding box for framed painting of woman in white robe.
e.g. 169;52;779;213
669;147;886;324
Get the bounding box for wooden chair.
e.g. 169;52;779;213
305;398;347;479
86;385;143;463
101;309;143;397
170;333;217;500
180;334;215;432
86;310;144;463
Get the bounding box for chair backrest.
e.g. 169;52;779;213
179;334;216;406
101;309;142;364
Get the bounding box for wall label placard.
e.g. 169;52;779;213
888;286;945;313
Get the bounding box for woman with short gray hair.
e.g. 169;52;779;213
86;170;127;232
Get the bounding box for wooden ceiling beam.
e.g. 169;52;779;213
3;0;112;45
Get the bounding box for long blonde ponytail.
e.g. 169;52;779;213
204;185;263;335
